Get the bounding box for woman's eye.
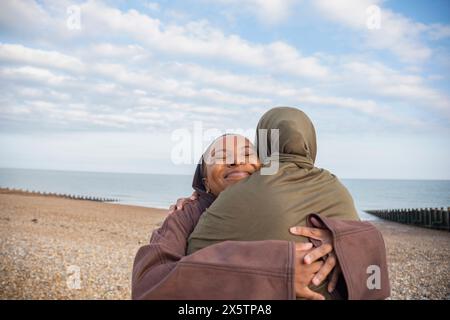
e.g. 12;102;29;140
213;150;224;157
214;152;230;162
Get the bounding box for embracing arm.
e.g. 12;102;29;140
305;214;391;300
132;199;296;300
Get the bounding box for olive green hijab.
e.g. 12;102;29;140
188;107;359;254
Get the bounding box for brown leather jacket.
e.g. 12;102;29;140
132;196;390;300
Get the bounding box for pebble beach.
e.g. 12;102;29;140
1;189;449;300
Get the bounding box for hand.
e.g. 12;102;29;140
294;242;325;300
168;191;198;214
290;218;341;293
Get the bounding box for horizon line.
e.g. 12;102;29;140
0;166;449;181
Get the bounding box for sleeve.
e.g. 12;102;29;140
307;214;391;300
132;200;296;300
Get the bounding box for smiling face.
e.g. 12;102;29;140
203;134;261;196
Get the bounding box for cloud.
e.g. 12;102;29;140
215;0;296;25
427;23;450;40
312;0;449;62
89;43;148;60
0;65;73;85
0;0;77;43
0;0;448;135
0;43;84;72
0;1;328;79
0;46;267;131
0;1;449;178
143;2;160;12
0;41;445;133
341;61;450;115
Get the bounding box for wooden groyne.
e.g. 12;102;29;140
365;207;450;231
0;187;119;203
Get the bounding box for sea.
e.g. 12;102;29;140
1;168;449;221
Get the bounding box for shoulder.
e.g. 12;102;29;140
172;196;211;217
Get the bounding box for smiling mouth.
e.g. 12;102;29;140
224;171;250;180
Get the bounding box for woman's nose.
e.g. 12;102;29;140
226;157;245;167
226;162;236;167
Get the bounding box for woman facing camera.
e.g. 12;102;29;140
132;107;390;300
133;133;329;299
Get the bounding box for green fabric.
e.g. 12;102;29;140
187;107;359;298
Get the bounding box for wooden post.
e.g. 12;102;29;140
427;208;433;228
447;207;450;232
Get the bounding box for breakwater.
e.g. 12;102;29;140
365;207;450;231
0;187;119;203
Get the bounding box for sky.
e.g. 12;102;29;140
0;0;449;179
